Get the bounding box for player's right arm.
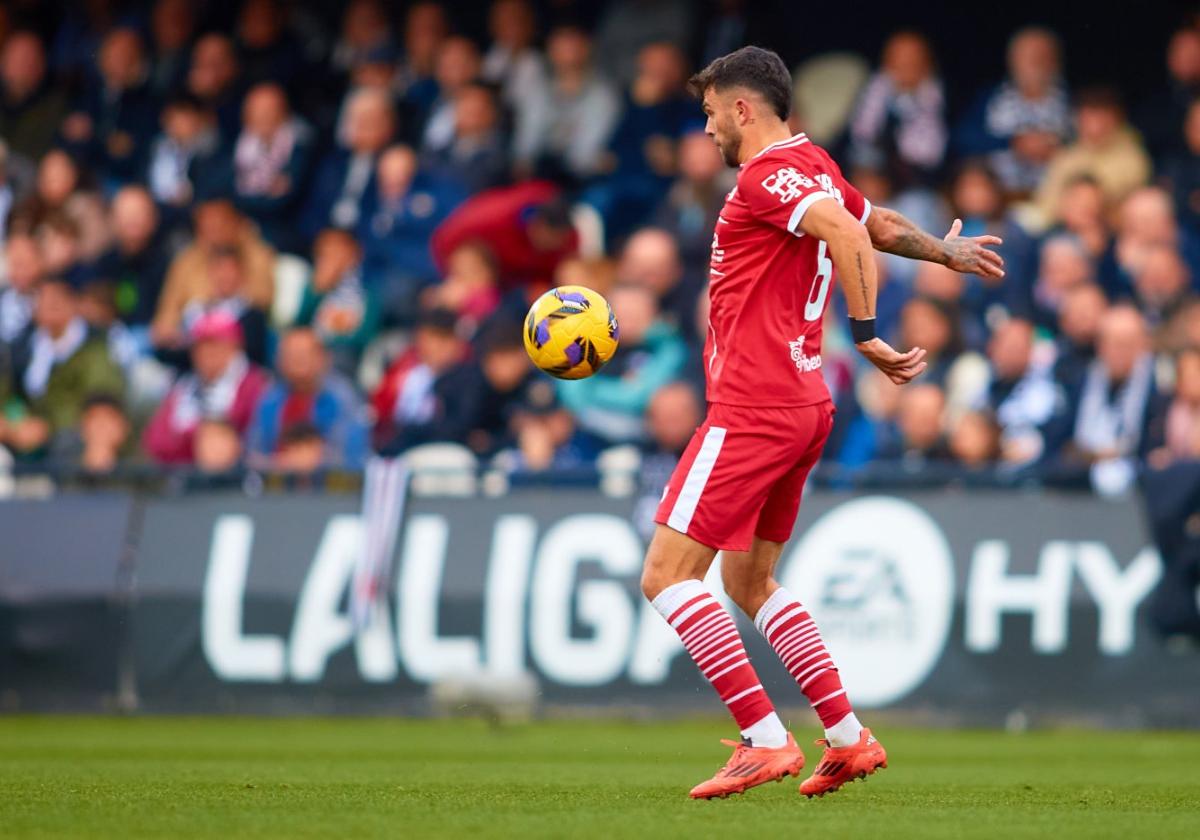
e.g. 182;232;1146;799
799;199;927;385
865;207;1006;278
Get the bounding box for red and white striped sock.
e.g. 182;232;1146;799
652;580;787;747
754;588;862;746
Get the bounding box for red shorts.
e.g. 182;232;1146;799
654;400;835;552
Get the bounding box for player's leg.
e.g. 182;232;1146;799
731;401;887;797
643;525;786;745
643;526;805;798
645;409;804;798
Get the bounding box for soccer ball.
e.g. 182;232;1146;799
523;285;619;380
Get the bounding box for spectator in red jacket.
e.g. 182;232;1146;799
430;180;578;292
143;309;269;465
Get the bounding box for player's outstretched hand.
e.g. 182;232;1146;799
856;338;927;385
942;218;1005;280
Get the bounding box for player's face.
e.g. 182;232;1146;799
701;87;742;168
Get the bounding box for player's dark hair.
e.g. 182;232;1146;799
687;46;792;121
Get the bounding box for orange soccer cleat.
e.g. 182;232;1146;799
799;727;888;798
689;734;806;800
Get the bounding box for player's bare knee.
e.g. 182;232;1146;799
722;572;775;617
640;562;666;602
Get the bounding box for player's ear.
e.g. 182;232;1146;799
734;97;750;125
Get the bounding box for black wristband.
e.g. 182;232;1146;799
849;316;876;344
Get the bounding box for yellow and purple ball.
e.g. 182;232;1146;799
523;285;619;380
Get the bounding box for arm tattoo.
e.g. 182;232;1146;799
855;251;871;314
873;207;950;265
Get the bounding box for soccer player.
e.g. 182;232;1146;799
642;47;1005;800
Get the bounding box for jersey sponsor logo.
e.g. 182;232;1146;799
760;166;815;203
779;497;955;707
788;335;823;373
814;173;844;204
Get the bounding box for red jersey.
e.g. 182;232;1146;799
703;133;870;407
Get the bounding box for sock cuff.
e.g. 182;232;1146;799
650;579;709;622
753;587;798;636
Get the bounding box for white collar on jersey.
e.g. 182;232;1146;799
743;132;810;166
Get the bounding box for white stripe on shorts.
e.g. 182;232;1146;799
667;426;727;534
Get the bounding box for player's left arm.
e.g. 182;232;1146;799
799;199;927;385
865;205;1006;279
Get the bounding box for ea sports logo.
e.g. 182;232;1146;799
779;497;954;707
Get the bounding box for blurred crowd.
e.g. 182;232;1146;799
1;0;1199;496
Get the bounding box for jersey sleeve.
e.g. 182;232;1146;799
742;155;871;236
836;168;872;226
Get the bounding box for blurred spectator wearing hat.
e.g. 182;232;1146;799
296;228;381;373
3;278;124;458
173;244;270;368
431;181;578;292
0;31;67;164
954;27;1071;197
1033;88;1152;229
232;82;316;252
151;200;275;354
247;327;369;471
59;27;160;184
143;309;269;465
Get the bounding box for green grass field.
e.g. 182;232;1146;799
1;716;1198;839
